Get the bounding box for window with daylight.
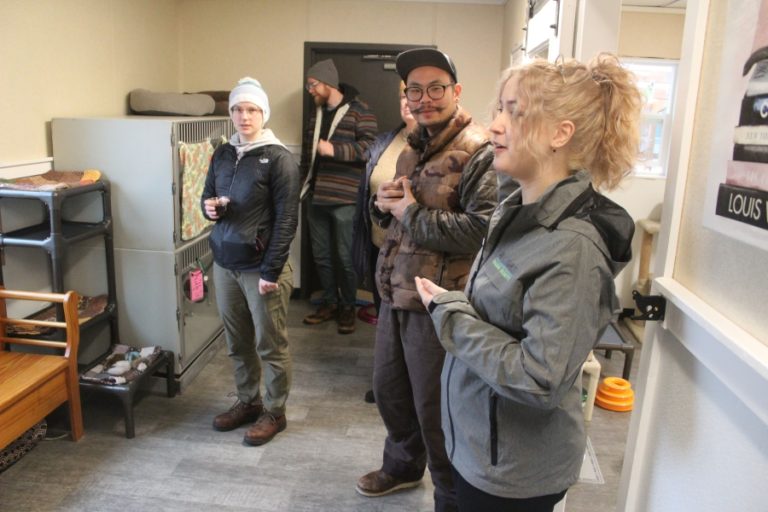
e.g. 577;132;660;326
624;59;679;178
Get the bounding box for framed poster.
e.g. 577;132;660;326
703;0;768;250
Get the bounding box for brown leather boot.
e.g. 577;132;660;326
337;305;356;334
243;412;287;446
355;469;421;497
303;304;338;325
212;400;263;432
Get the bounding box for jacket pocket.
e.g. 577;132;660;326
218;241;260;267
489;391;498;466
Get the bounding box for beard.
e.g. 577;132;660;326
413;106;447;127
312;93;328;107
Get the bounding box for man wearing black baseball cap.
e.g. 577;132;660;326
356;48;498;512
395;47;458;82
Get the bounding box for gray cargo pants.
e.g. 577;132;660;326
213;262;293;415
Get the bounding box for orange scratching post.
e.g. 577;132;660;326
595;377;634;412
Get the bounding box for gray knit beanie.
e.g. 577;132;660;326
307;59;339;89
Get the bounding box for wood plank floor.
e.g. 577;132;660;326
0;299;640;512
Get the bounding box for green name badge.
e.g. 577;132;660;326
492;257;513;281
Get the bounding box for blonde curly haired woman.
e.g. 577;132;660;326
416;54;642;512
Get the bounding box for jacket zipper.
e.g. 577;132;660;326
489;391;498;466
436;259;446;286
446;356;457;460
227;155;240;198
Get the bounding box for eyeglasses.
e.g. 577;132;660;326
404;83;455;102
305;80;321;91
231;105;262;116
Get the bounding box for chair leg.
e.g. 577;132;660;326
622;350;634;381
120;393;136;439
67;369;84;441
164;351;177;397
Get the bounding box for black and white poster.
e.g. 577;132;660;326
705;0;768;249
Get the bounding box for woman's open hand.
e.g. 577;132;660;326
415;276;447;310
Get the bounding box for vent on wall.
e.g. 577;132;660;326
179;235;213;272
174;118;235;145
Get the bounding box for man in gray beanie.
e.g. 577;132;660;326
300;58;378;334
306;58;339;90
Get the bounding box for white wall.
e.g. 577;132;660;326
178;0;505;145
0;0;180;163
605;177;666;306
619;9;686;59
0;0;504;166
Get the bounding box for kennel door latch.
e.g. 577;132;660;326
622;290;666;322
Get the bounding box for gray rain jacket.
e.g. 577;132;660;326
428;170;634;499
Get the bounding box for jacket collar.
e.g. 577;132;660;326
486;170;633;272
531;170;591;229
407;106;472;163
518;170;633;266
492;171;588;231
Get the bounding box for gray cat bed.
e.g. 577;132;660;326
129;88;216;116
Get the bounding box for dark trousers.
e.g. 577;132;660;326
453;467;567;512
373;302;456;512
369;242;381;313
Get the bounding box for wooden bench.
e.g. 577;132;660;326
0;288;83;448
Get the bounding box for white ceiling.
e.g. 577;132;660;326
380;0;686;7
622;0;686;8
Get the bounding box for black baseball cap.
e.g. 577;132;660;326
395;48;458;83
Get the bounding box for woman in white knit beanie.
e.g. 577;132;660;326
202;76;300;447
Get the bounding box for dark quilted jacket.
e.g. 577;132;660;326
371;108;497;311
202;143;300;282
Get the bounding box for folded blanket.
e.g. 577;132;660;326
0;421;46;472
0;170;101;191
80;344;162;386
6;294;108;336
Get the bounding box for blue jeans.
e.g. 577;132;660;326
306;202;357;307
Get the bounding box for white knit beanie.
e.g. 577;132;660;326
229;77;270;124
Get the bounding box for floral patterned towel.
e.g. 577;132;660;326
179;141;215;241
